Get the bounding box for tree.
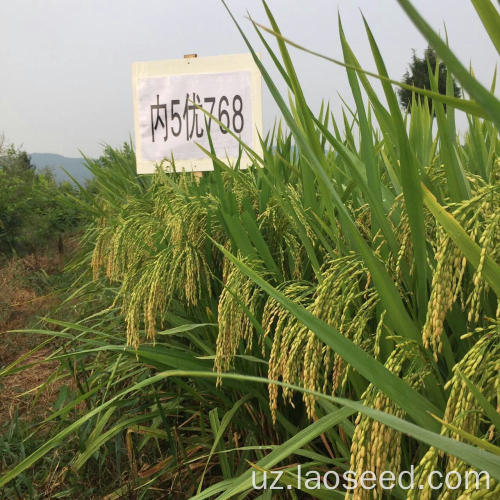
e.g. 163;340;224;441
398;46;461;113
0;137;35;179
0;139;81;255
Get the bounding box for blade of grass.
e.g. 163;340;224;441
250;20;489;120
395;0;500;128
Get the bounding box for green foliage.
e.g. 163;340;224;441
0;141;82;255
1;1;499;498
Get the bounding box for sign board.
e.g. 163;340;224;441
132;53;262;174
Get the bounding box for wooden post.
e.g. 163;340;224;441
184;54;203;183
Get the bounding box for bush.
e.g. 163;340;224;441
0;141;82;256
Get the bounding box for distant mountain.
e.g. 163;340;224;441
30;153;93;185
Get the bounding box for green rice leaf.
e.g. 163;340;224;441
395;0;500;128
470;0;500;55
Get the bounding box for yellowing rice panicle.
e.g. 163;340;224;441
347;341;428;500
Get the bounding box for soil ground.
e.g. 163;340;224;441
0;247;74;425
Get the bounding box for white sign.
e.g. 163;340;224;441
132;53;262;174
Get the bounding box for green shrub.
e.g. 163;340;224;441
0;142;82;255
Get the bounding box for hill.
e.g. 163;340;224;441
30;153;92;184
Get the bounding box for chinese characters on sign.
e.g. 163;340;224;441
132;54;262;173
150;92;245;143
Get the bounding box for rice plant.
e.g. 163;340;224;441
1;0;499;498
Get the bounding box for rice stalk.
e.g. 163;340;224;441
409;322;499;499
347;340;429;500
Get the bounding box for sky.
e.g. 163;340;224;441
0;0;498;158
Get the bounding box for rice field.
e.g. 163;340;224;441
1;0;499;498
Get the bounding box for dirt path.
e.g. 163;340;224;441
0;253;68;426
0;347;60;424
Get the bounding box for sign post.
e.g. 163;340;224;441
131;53;262;175
183;53;202;182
